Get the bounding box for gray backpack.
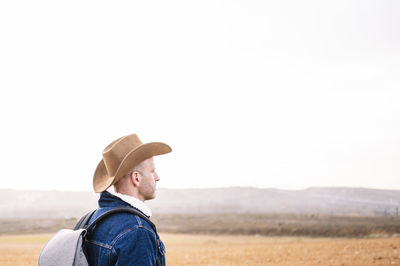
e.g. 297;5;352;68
38;207;158;266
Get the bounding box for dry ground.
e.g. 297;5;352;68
0;233;399;265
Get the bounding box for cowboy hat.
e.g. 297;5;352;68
93;133;172;193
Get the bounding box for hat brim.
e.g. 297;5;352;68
93;142;171;193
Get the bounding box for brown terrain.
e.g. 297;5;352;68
0;233;399;265
1;187;399;265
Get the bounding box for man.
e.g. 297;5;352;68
85;133;171;266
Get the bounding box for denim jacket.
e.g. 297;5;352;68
84;191;166;266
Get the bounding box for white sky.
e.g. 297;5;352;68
0;0;399;191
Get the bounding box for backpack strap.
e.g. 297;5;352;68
85;207;158;234
73;209;97;230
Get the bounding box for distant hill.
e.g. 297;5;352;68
1;187;399;218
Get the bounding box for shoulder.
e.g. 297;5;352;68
108;212;155;235
112;225;157;248
88;208;156;244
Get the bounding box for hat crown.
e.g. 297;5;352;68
102;134;143;176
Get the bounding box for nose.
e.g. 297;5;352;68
154;171;160;182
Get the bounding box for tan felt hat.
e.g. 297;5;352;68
93;133;171;193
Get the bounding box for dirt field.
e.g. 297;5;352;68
0;233;399;265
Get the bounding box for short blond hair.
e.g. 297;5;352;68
113;160;145;190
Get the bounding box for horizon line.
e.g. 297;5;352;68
1;185;399;192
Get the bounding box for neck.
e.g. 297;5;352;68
114;187;145;202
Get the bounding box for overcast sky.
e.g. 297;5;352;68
1;0;399;191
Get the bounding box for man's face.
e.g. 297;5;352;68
137;157;160;201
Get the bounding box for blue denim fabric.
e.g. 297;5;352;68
84;191;166;266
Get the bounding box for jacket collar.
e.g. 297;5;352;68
109;189;152;217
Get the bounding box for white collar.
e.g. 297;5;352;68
107;188;152;217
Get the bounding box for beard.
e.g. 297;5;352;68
140;179;156;201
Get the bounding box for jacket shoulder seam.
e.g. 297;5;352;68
110;225;156;248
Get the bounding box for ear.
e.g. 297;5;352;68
130;171;141;187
